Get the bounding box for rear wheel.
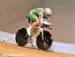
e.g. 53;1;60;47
15;28;28;46
36;30;53;50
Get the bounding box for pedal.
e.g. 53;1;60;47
28;38;34;47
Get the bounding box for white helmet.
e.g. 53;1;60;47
44;8;52;15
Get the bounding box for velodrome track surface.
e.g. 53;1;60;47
0;0;75;57
0;41;75;57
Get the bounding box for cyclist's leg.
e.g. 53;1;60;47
27;13;39;46
27;13;40;36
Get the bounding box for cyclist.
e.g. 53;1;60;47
26;8;54;38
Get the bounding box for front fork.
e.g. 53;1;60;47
39;28;44;40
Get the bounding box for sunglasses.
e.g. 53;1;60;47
46;14;51;16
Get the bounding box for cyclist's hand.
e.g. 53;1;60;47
48;22;54;27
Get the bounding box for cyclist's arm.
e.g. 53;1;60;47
39;13;44;24
39;13;50;25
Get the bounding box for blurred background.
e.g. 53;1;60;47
0;0;74;44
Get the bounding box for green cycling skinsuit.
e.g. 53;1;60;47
27;8;45;22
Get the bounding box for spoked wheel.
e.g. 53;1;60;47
15;28;28;46
36;30;53;50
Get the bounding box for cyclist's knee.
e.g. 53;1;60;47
32;19;39;27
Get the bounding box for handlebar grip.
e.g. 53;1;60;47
42;23;49;27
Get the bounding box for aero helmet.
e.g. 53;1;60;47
44;8;52;15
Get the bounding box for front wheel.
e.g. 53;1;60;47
36;30;53;50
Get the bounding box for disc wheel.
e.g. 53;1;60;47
15;28;28;46
36;30;53;50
